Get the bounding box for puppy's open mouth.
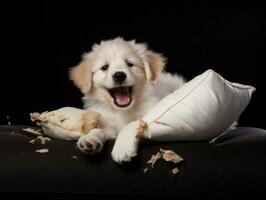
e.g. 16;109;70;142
108;86;133;107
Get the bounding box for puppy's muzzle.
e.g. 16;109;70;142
113;71;127;83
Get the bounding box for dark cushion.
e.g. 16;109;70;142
1;125;266;198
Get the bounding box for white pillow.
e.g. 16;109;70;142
141;69;255;141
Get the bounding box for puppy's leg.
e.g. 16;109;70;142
77;128;106;154
111;121;140;163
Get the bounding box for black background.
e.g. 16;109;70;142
2;1;265;129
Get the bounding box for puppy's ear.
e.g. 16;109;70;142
69;61;92;94
143;51;166;84
128;40;166;84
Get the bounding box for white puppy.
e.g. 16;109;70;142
69;37;185;162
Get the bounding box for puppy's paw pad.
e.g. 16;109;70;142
77;135;103;154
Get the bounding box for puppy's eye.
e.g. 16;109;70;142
101;64;109;71
126;61;134;67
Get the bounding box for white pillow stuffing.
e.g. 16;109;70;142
141;69;255;141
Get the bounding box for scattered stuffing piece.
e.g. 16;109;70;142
160;148;184;164
145;149;184;175
171;167;179;174
147;152;162;168
72;155;78;159
36;136;51;144
29;139;35;144
6;115;11;126
35;149;49;153
29;136;51;144
143;168;149;173
22;127;43;136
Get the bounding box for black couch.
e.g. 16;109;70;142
1;125;266;199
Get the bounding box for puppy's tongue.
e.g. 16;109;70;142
113;87;131;106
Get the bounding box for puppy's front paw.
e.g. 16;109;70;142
111;138;138;164
111;121;140;163
77;129;104;154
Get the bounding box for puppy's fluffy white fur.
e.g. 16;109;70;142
69;38;185;162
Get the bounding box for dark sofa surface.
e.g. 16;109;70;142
1;125;266;198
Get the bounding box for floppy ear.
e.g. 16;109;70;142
69;61;92;94
143;51;166;84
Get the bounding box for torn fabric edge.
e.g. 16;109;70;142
135;120;149;139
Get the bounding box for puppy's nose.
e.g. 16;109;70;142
113;71;127;83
